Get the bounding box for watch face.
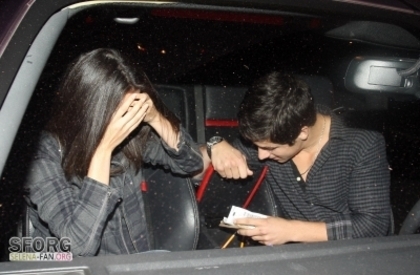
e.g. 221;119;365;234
208;136;223;145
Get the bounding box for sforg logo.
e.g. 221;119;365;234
8;237;73;261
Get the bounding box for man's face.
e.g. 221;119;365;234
253;140;301;163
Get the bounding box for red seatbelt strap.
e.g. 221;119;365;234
242;166;268;209
196;164;268;207
196;165;214;202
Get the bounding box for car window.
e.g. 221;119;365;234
1;2;420;263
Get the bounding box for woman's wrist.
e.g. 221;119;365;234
87;147;112;185
148;114;180;149
146;112;164;128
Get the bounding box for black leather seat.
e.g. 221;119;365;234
142;165;200;251
399;199;420;235
17;197;34;238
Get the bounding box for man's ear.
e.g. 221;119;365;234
298;126;309;141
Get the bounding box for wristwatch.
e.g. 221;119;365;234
206;136;224;159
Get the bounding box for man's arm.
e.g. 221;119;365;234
344;132;391;238
318;131;390;240
196;139;253;180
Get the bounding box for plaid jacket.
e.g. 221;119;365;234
26;128;202;256
234;110;391;240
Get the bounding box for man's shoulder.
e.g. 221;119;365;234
342;126;383;141
336;125;385;152
332;115;384;143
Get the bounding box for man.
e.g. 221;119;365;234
202;72;391;246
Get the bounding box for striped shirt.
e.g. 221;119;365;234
234;111;391;240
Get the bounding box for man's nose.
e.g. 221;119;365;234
258;148;270;160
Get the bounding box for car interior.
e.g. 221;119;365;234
1;1;420;274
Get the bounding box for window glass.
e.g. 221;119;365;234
1;4;420;261
41;6;420;232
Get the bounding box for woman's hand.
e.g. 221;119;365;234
98;92;150;153
140;92;160;124
139;93;180;150
88;92;150;185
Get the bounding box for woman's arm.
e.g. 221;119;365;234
142;127;203;175
27;133;122;256
88;93;150;185
139;93;203;174
141;93;180;150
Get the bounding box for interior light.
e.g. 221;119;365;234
67;1;173;9
114;17;139;24
137;44;146;52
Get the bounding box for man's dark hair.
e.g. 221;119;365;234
238;72;316;145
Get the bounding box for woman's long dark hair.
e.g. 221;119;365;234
47;48;180;179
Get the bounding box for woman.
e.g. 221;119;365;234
25;48;203;256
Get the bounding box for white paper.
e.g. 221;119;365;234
220;205;267;229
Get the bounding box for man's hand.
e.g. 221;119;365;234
211;140;253;179
234;217;327;246
234;217;294;246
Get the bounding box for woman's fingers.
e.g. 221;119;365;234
125;103;149;133
114;93;141;118
99;92;152;152
117;94;148;128
101;92;156;152
121;95;146;118
102;95;143;139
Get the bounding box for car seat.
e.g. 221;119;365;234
399;199;420;235
142;164;200;251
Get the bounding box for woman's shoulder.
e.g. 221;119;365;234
34;131;62;158
37;131;59;146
